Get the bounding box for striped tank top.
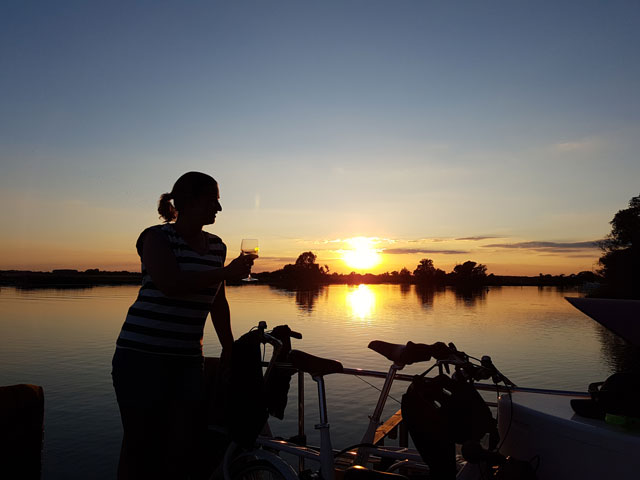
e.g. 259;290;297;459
116;224;227;358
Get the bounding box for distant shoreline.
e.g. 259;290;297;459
1;269;595;289
0;270;142;288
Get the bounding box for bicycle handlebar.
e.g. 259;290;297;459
255;322;303;383
423;343;517;387
254;322;303;348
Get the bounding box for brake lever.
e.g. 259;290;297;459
481;355;516;387
263;332;283;349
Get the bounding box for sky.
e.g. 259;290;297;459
1;1;639;275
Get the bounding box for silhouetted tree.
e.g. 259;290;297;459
413;258;446;285
450;261;487;286
398;267;412;283
596;194;640;299
279;251;327;285
295;251;319;269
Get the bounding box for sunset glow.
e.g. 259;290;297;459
346;284;376;319
341;237;382;271
1;3;637;276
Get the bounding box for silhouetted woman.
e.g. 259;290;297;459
112;172;253;479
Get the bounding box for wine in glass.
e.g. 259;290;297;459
241;239;259;282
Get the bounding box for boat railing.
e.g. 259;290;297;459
342;366;589;396
277;363;589;450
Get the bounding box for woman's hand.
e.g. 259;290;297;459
224;253;257;281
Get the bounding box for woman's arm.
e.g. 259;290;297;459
210;282;233;351
142;229;251;297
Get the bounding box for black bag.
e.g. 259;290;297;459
226;325;298;447
401;374;497;480
227;330;268;448
265;325;297;419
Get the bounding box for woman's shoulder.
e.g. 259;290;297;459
204;232;226;259
135;224;173;257
204;231;225;246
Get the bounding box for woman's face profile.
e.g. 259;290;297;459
196;185;222;225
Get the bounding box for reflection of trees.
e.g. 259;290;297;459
266;285;326;313
415;284;437;308
596;323;640;374
399;283;411;296
295;286;325;313
453;286;488;308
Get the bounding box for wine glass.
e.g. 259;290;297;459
241;239;259;282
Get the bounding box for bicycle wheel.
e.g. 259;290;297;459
231;459;294;480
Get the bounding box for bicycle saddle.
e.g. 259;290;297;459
368;340;436;366
288;350;343;377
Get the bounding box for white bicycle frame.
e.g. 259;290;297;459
255;361;430;479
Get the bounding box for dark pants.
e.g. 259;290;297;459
112;348;204;480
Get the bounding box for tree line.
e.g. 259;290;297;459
255;253;599;288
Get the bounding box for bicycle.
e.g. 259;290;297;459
253;338;525;480
209;324;415;480
211;324;524;480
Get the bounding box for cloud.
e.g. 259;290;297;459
455;235;505;241
483;240;601;253
554;137;600;153
408;238;448;243
383;248;469;255
258;256;297;262
313;237;397;247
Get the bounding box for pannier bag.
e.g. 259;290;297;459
227;329;269;448
226;325;299;447
401;374;497;480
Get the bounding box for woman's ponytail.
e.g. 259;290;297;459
158;192;177;222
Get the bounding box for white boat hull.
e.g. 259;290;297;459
496;391;640;479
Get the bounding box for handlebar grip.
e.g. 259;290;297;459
290;330;302;339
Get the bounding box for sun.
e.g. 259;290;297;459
342;237;382;270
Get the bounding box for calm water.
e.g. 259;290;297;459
0;284;630;478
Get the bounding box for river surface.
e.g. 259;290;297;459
0;284;632;478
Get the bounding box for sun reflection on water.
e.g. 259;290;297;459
346;284;376;319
